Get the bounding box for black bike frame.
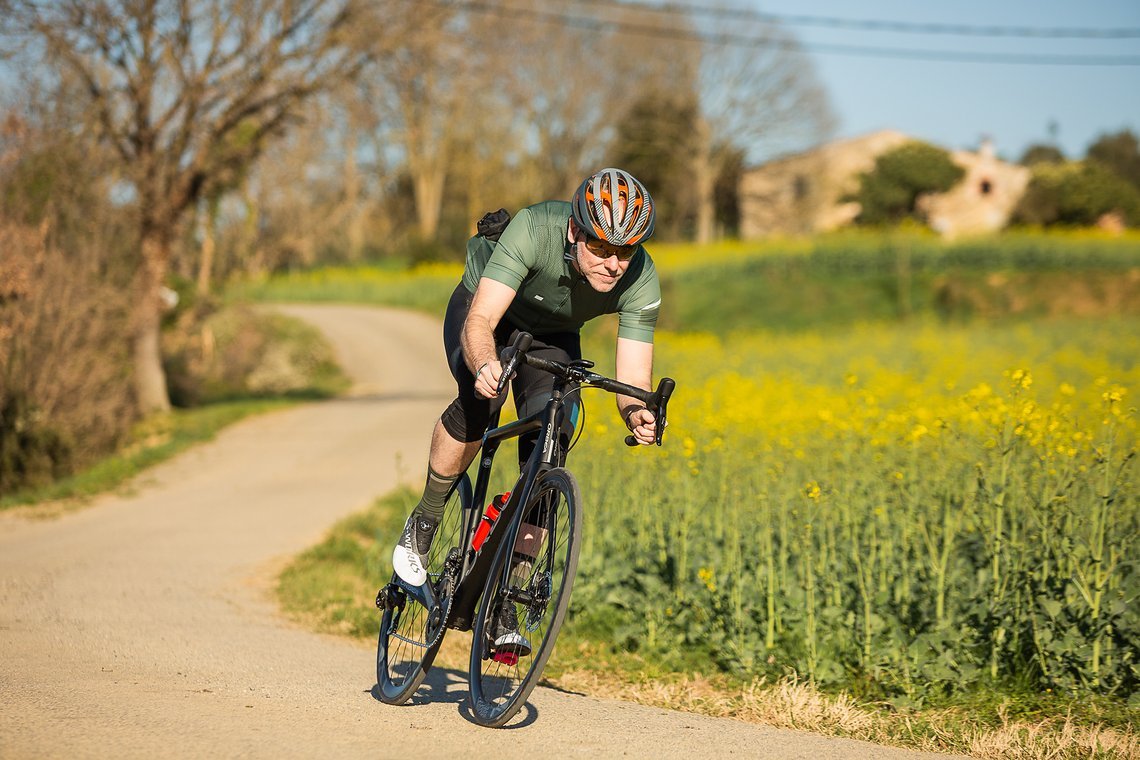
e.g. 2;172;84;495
390;371;574;632
445;371;574;631
388;333;672;635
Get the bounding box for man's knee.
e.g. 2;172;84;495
440;397;489;443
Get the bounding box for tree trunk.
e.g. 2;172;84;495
343;133;365;261
693;116;716;244
196;197;218;297
134;232;172;414
412;160;445;240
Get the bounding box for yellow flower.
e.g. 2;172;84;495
1102;386;1126;405
1007;368;1033;391
697;567;717;593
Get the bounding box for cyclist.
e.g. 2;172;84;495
392;167;661;655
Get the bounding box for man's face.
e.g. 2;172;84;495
567;221;637;293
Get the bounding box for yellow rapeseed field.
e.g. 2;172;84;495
570;320;1139;700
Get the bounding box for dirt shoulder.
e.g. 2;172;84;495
0;304;965;759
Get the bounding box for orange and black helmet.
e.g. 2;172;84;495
571;168;655;246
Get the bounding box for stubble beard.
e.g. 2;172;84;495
575;247;623;293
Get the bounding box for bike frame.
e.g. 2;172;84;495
392;369;576;632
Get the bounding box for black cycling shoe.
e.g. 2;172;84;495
490;597;531;658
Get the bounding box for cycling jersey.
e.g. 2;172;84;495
460;201;661;343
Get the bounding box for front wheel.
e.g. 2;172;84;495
468;467;582;727
376;474;471;704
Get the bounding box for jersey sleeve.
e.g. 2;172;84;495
616;255;661;343
479;207;536;291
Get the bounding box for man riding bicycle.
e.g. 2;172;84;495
392;167;661;656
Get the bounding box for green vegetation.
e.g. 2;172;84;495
847;141;965;225
164;305;349;406
227;262;463;314
1087;129;1140;192
230;231;1140;333
271;234;1138;755
1015;161;1140;227
662;230;1140;332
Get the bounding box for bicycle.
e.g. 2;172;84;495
374;332;675;727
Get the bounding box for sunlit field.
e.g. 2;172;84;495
568;320;1138;703
272;236;1139;752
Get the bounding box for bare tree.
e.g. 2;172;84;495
5;0;369;412
679;1;834;242
503;0;691;200
363;3;474;242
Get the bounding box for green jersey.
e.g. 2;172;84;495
461;200;661;343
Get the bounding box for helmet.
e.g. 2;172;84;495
571;168;655;246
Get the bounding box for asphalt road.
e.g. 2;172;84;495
0;304;969;759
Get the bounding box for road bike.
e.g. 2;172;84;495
375;332;675;727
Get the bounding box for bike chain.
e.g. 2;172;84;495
423;548;462;652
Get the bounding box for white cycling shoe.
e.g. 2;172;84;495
392;515;437;586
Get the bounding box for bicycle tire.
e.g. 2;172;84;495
467;467;582;727
376;474;472;704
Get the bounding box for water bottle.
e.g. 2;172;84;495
471;492;510;551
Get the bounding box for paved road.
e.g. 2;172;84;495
0;304;968;759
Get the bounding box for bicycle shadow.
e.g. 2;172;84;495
368;666;540;729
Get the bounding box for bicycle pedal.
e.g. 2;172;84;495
492;651;519;666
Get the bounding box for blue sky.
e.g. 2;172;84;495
753;0;1140;161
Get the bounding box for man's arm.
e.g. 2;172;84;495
464;278;518;399
615;337;657;445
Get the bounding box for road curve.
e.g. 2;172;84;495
0;304;966;759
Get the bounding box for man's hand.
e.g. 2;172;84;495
626;407;657;445
474;360;505;399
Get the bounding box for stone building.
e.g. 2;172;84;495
919;139;1030;238
739;130;1029;239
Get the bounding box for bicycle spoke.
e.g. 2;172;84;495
376;476;470;705
468;468;581;726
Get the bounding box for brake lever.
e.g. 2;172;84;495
653;377;676;446
495;332;533;396
624;377;676;447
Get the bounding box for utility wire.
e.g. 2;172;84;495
576;0;1140;39
440;0;1140;66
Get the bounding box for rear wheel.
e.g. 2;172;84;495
468;468;582;727
376;474;472;704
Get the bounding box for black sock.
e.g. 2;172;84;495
413;466;458;523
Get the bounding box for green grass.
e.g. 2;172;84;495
276;484;1138;758
232;231;1140;334
227;262;463;315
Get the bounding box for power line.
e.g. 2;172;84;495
441;1;1140;66
577;0;1140;40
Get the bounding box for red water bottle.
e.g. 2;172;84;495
471;492;510;551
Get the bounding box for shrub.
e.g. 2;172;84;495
0;221;136;494
163;304;346;406
848;141;965;225
1014;161;1140;227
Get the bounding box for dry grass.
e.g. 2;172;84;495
967;714;1139;760
546;669;1139;759
551;670;879;738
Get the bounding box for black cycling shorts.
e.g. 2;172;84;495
439;284;581;462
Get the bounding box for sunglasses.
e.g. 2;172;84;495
578;232;638;261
